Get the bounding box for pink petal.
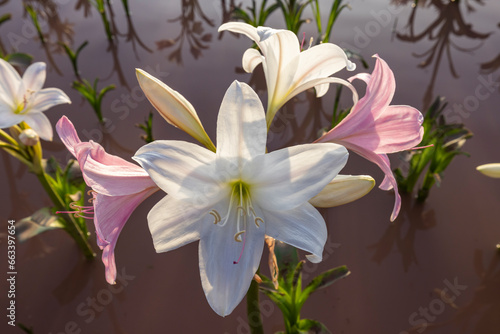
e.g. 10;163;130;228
75;142;157;196
94;188;158;284
337;141;401;222
328;105;424;154
56;116;82;156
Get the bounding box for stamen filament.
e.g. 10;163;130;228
56;202;94;220
300;32;306;51
233;231;246;264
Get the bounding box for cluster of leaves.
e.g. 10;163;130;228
72;78;115;124
17;158;89;243
60;41;88;79
233;0;280;28
259;243;350;333
311;0;349;43
394;97;473;201
136;111;155;144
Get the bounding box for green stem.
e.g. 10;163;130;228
0;129;18;146
36;171;95;260
247;278;264;334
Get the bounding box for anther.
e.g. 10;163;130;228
234;230;245;242
210;210;221;224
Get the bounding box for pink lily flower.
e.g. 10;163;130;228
316;55;424;221
56;116;159;284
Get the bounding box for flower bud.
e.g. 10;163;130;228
19;129;40;146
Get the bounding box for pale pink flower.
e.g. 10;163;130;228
316;56;424;221
56;116;158;284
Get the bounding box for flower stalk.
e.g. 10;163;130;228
35;169;95;260
247;276;264;334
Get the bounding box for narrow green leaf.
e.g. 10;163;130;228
300;265;350;304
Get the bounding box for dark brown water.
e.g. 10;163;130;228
1;0;500;333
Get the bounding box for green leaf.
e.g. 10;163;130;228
16;207;65;242
296;319;331;334
300;265;350;304
0;13;11;26
4;52;33;68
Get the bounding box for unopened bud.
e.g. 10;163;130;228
19;129;39;146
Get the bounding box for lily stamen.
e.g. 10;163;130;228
56;202;94;219
300;32;306;51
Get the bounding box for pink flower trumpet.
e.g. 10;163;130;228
316;55;424;221
56;116;158;284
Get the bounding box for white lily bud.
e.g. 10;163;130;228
19;128;40;146
309;174;375;208
136;69;216;152
477;163;500;179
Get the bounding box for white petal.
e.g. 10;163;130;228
148;195;210;252
293;43;350;89
23;112;53;141
199;200;265;316
264;202;327;263
477;163;500;178
245;143;348;211
260;30;300;122
133;140;223;207
216;81;266;164
287;77;359;108
218;22;260;44
309;174;375;208
242;48;263;73
0;58;22;103
22;62;46;92
256;26;283;42
314;83;330;97
30;88;71;113
0;108;24;128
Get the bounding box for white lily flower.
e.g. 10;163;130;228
0;59;71;141
218;22;357;128
309;174;375;208
477;163;500;178
133;81;348;316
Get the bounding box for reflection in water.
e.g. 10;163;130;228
123;11;153;57
21;0;77;75
406;249;500;333
481;53;500;74
396;0;491;108
23;0;75;52
368;194;436;272
105;40;129;88
75;0;92;18
218;0;236;40
156;0;215;64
